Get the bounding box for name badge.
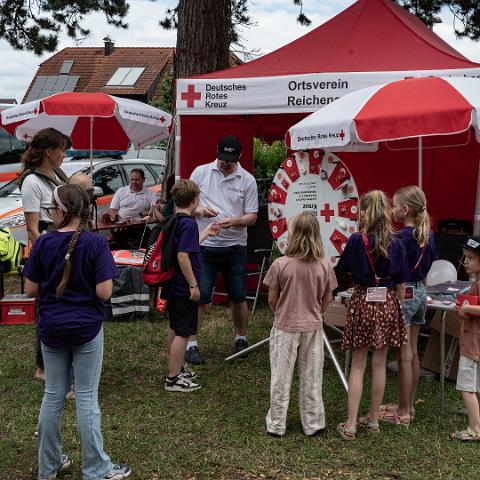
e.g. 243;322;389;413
404;286;415;301
366;287;387;303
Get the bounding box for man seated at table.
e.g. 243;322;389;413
106;168;157;222
104;168;157;248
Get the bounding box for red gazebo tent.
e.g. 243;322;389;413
176;0;480;224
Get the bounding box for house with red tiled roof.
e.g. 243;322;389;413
23;38;174;104
23;38;242;105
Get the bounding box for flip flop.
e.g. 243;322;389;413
337;422;356;441
451;428;480;442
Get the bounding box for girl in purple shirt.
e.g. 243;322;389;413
379;186;438;427
336;190;408;440
24;184;131;480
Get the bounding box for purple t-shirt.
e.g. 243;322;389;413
337;232;409;288
172;216;201;298
397;227;438;282
23;231;119;348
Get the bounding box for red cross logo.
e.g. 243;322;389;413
320;203;335;222
339;129;345;141
23;133;29;139
160;116;165;123
33;107;38;114
181;84;201;108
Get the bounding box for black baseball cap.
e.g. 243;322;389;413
459;235;480;254
217;135;242;162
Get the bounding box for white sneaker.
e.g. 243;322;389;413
165;374;201;392
38;454;71;479
103;463;131;479
181;365;197;380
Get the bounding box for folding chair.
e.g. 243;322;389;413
245;205;274;314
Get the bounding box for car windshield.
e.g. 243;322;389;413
0;163;88;198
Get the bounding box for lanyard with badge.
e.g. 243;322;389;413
362;234;388;302
404;245;427;301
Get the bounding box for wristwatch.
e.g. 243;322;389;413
190;285;198;289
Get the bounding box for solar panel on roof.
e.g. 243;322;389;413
43;76;57;90
34;76;48;89
65;76;79;90
25;75;80;102
53;76;68;92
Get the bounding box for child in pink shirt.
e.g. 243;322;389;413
263;212;338;436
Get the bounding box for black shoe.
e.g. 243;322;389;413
185;346;204;365
234;338;249;357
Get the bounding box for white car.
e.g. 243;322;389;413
0;157;165;244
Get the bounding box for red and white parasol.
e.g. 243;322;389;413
0;92;173;167
286;76;480;187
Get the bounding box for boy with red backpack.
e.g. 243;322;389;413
164;180;219;392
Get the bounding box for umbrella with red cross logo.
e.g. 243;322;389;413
0;92;173;168
286;76;480;188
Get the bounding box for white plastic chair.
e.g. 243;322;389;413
426;259;457;286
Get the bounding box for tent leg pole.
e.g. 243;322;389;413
175;115;181;177
89;116;94;176
474;156;480;235
418;137;422;189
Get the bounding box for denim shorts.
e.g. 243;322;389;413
403;281;427;327
199;245;247;305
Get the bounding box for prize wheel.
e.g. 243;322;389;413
268;150;359;266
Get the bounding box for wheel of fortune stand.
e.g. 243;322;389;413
267;149;359;266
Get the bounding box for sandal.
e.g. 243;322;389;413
451;428;480;442
358;416;380;433
337;422;356;441
378;407;410;427
379;403;415;421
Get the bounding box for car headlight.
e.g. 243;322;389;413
0;213;26;229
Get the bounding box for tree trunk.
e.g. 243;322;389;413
165;0;232;182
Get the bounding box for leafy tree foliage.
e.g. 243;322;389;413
393;0;480;40
253;138;287;180
0;0;128;54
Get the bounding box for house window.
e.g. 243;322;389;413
60;60;74;74
106;67;145;86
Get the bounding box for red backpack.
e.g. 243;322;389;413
142;214;184;287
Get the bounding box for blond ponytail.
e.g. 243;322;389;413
359;190;394;258
394;186;431;247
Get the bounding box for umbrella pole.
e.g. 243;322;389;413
89;116;94;176
418;137;423;189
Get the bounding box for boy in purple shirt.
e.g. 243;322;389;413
164;180;219;392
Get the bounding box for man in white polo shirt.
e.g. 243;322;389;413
107;168;156;221
188;135;258;364
106;168;156;247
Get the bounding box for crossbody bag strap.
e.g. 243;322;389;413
362;233;381;286
411;245;427;273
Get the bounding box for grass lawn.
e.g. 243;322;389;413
0;295;477;479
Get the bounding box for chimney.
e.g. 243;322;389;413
103;36;114;56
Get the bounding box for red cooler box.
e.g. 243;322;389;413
0;294;36;325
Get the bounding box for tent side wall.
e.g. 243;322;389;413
179;113;307;177
180;115;479;230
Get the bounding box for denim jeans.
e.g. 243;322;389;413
38;328;113;480
199;245;247;305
